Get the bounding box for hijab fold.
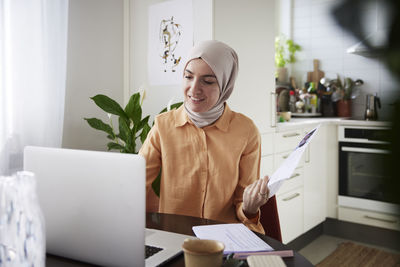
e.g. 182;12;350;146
183;40;238;128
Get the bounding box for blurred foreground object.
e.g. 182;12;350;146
0;172;45;267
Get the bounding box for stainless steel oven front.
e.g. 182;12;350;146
338;125;398;214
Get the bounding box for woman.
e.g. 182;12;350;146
139;40;269;234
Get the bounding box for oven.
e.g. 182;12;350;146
338;125;398;214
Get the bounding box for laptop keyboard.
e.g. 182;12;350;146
145;245;163;259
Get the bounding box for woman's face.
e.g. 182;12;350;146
183;59;220;113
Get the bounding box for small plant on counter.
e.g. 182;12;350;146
275;35;302;68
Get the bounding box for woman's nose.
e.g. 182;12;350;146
190;79;202;95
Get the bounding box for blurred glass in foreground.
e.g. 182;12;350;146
0;171;45;267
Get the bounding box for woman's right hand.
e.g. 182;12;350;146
242;176;270;217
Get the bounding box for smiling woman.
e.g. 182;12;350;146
139;40;269;234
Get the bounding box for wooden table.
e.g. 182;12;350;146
47;212;313;266
146;212;313;267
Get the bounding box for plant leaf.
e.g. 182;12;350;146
159;102;183;114
107;142;124;151
125;93;142;125
118;117;131;143
137;115;150;131
140;123;151;144
84;118;115;138
91;95;128;120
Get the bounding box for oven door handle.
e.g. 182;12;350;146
341;146;390;154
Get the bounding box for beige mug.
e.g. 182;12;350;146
182;239;225;267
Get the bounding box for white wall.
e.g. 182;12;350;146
62;0;124;150
214;0;276;133
289;0;398;120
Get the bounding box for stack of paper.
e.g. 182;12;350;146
192;224;273;254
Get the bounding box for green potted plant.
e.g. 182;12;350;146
84;92;182;195
275;34;301;83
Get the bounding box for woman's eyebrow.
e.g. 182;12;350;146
185;69;216;78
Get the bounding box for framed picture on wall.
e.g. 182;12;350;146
148;0;193;86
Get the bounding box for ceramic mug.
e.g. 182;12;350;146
182;239;225;267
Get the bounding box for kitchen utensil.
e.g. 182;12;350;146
350;87;360;99
320;77;330;87
307;59;325;87
364;93;381;120
331;90;341;102
290;76;297;89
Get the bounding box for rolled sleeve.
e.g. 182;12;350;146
233;123;264;234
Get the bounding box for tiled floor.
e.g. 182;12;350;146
298;234;400;265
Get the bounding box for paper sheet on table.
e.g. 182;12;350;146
192;224;273;254
268;124;320;198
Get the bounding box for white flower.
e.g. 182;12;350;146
138;83;148;105
107;113;112;119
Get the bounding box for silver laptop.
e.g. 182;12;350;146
23;146;193;267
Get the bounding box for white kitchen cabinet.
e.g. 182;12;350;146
277;187;304;244
303;125;327;232
260;155;274;179
274;128;304;153
261;133;274;157
260;133;274;179
277;167;303;196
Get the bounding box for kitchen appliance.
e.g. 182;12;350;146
364;93;381;120
338;125;398;214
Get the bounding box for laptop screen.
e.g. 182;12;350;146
24;146;145;267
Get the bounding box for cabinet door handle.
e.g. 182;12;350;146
288;173;300;180
283;133;300;138
283;193;300;201
364;215;397;224
282;154;289;159
271;92;276;128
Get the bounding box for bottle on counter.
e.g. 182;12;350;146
307;82;318;113
289;90;296;113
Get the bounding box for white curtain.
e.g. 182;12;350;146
0;0;69;175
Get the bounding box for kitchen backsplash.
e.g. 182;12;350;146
290;0;399;121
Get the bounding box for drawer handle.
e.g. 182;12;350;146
283;133;300;138
288;173;300;180
364;215;397;224
283;193;300;201
282;154;289;159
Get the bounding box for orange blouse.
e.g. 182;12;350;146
139;105;264;234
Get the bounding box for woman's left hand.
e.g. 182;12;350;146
242;176;270;217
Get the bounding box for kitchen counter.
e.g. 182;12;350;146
276;117;391;131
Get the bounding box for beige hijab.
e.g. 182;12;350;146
183;40;239;128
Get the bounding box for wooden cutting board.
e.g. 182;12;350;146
307;59;325;86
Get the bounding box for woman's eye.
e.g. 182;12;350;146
204;80;216;85
184;75;193;80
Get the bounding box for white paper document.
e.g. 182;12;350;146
268;124;320;198
192;224;273;254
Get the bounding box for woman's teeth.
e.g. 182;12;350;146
191;96;203;102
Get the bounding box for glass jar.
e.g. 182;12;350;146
0;171;45;267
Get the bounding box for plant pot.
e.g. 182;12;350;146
336;99;352;117
276;67;288;83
